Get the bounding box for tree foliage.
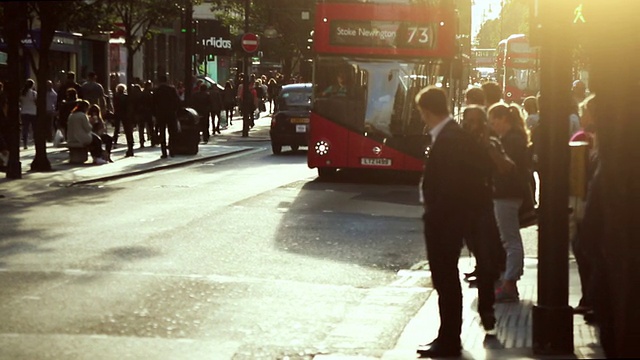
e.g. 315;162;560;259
476;0;530;48
210;0;315;78
20;0;113;171
105;0;184;83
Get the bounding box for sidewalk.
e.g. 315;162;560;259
317;257;605;360
0;113;272;199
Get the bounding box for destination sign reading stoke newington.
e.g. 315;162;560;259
330;20;437;49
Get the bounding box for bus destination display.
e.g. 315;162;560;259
330;20;437;49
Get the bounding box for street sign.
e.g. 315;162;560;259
241;33;259;53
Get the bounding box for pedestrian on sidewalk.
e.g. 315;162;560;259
223;80;235;126
128;83;145;150
80;71;106;111
19;79;37;150
460;105;509;334
56;71;82;113
140;80;155;146
58;88;79;138
488;103;530;302
45;80;58;142
570;94;598;320
153;75;180;159
415;86;493;358
210;82;224;135
112;84;134;157
190;83;211;143
66;100;107;165
267;77;280;114
461;87;489;285
87;104;113;162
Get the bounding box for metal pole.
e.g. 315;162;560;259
3;2;26;179
184;0;193;103
531;0;574;354
241;0;251;137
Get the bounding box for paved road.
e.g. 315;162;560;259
0;138;435;359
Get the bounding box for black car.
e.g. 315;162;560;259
269;83;312;154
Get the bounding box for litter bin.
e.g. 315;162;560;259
172;107;200;155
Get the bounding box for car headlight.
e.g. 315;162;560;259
315;140;330;156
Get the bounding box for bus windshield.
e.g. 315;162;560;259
314;57;444;138
506;68;540;93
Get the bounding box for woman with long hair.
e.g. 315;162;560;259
66;100;107;165
19;79;37;149
488;103;531;302
87;104;113;162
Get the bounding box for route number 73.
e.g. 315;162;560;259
407;27;430;44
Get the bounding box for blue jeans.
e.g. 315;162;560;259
493;198;524;281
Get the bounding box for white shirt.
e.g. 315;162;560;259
46;89;57;113
20;89;37;115
428;116;453;145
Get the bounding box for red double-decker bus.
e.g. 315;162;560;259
497;34;540;104
307;0;459;178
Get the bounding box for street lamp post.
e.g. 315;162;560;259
184;0;193;103
241;0;251;137
532;0;574;354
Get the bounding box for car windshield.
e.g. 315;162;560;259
279;89;311;110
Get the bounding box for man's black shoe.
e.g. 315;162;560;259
480;312;497;336
417;340;461;358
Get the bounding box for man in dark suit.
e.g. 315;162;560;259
153;75;181;158
415;86;494;357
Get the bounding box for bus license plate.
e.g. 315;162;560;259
295;125;307;133
361;157;392;166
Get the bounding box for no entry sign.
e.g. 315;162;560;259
241;33;259;53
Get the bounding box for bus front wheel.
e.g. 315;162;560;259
317;167;337;179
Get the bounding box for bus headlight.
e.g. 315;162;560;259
315;140;330;156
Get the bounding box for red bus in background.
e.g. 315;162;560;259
471;48;497;82
495;39;506;86
497;34;540;104
308;0;459;178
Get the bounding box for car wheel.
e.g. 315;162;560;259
291;145;299;151
271;142;282;155
317;167;336;179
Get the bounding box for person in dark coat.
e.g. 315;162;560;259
209;84;224;135
58;87;79;137
223;81;236;126
189;84;211;143
140;81;155;146
127;83;144;149
56;71;82;113
153;75;180;158
112;83;134;157
415;86;495;358
460;105;508;334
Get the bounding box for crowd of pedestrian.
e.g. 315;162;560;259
414;78;608;357
0;69;291;169
0;67;304;170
